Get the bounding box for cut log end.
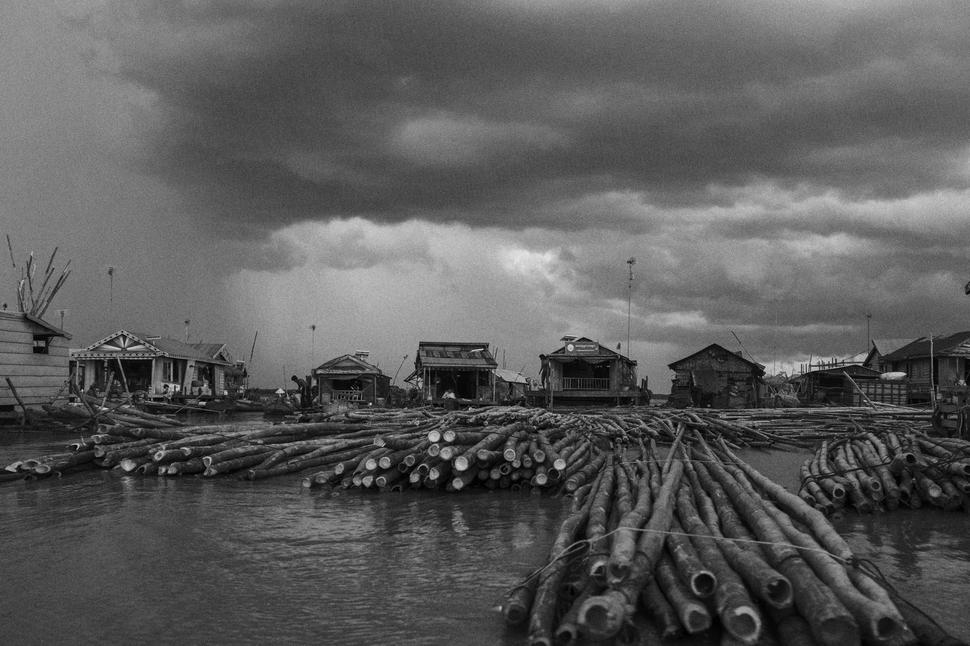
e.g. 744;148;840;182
722;605;762;644
577;593;627;642
689;570;717;598
763;577;794;610
680;603;712;634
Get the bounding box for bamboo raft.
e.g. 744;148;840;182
2;405;965;645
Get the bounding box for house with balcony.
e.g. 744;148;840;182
313;350;390;406
528;336;640;406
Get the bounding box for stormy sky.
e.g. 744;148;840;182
4;0;970;391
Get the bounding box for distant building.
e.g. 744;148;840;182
494;367;528;404
0;311;71;411
313;350;390;406
863;338;914;374
409;341;498;402
792;365;883;406
881;332;970;403
530;336;640;406
667;343;764;408
70;329;235;398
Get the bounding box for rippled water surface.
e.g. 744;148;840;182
2;430;969;645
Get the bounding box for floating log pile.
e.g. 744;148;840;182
3;405;963;644
799;431;970;515
2;405;933;487
501;431;964;646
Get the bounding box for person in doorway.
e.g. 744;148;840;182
162;384;172;402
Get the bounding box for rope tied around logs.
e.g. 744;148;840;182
501;522;857;601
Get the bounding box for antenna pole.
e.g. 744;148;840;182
626;257;636;357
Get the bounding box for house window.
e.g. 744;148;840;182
33;335;50;354
162;359;174;382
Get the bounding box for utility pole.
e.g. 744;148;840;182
107;266;114;327
626;257;636;357
866;312;872;351
310;324;316;364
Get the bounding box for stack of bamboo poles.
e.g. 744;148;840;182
0;406;935;487
800;432;970;515
502;432;962;646
3;405;965;643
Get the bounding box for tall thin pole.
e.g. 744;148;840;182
107;266;114;327
866;312;872;350
310;324;316;364
626;257;636;357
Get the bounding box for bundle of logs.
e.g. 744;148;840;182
3;405;964;644
799;432;970;515
1;405;932;487
503;431;961;646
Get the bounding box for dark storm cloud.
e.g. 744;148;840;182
84;0;970;235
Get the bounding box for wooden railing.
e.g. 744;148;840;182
561;377;610;391
332;389;363;401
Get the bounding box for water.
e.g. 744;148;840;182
2;430;969;645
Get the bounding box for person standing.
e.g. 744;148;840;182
539;354;550;391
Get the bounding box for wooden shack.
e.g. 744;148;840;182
70;330;234;399
313;351;390;406
410;341;498;403
881;331;970;404
494;367;529;404
862;338;914;374
0;311;71;414
792;365;882;406
667;343;764;408
529;336;640;406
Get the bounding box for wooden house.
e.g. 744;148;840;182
313;351;390;406
70;330;234;399
667;343;764;408
881;332;970;404
410;341;498;403
792;365;883;406
530;336;640;406
862;338;914;374
494;367;529;404
0;311;71;413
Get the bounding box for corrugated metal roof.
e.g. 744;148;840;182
668;343;765;375
883;331;970;361
416;341;498;368
494;368;528;384
871;338;914;356
72;330;230;364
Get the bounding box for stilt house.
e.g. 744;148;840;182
70;330;234;398
313;351;390;406
531;336;640;406
667;343;764;408
411;341;498;403
881;332;970;404
0;311;71;411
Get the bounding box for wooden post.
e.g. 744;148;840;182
115;357;131;396
5;377;32;425
841;370;874;408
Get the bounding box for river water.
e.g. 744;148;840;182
2;424;969;645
